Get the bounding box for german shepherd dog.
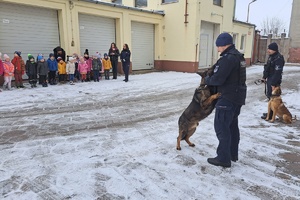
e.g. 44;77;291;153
265;86;293;124
176;71;220;150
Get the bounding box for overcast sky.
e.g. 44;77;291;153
235;0;293;32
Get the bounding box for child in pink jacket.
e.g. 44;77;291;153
3;54;15;90
78;56;88;82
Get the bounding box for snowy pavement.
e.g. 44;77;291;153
0;65;300;199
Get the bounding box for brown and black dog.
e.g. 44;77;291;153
176;71;220;150
265;86;293;124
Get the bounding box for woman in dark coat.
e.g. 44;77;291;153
120;44;131;82
108;43;120;79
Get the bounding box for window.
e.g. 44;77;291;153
240;34;246;51
112;0;122;4
213;0;222;6
162;0;178;3
136;0;147;7
232;33;238;45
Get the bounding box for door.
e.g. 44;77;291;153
0;3;60;59
79;14;116;57
199;21;215;68
131;22;154;70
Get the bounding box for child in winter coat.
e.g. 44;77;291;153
26;54;38;88
0;52;3;92
0;52;3;76
78;56;88;82
37;54;48;87
84;49;92;81
11;51;25;88
102;53;112;80
57;57;67;83
92;54;102;82
47;53;58;85
72;53;80;82
66;57;76;85
2;54;14;90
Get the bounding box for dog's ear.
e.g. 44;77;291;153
196;71;206;77
277;87;282;95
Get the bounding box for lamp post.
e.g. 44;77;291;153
247;0;257;23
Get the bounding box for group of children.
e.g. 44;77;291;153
0;48;113;91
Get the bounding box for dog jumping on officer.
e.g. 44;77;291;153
176;70;220;150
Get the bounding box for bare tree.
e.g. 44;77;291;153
261;17;286;37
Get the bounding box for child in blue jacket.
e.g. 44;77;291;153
47;53;58;85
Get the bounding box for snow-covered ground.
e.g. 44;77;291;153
0;65;299;200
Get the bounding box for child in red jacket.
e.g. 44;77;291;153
11;51;25;88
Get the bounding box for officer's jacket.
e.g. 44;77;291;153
205;45;247;105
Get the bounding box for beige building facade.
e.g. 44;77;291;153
288;0;300;63
0;0;255;73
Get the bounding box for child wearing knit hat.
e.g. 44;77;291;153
102;53;112;80
84;49;92;81
57;57;67;84
47;53;58;85
26;54;38;88
11;51;25;88
37;54;48;87
2;54;15;90
66;57;76;85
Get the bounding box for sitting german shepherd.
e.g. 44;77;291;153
265;86;293;124
176;71;220;150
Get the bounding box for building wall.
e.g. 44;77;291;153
148;0;254;70
1;0;163;57
288;0;300;63
0;0;255;73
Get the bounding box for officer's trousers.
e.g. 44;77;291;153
214;98;242;163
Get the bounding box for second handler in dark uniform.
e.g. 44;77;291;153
261;42;285;119
204;33;247;168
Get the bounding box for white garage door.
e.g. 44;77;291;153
131;22;154;70
79;14;115;57
0;3;60;59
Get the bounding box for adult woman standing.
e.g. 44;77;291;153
120;44;131;82
108;43;120;79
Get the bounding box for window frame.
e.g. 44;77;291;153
232;33;238;46
213;0;222;6
135;0;147;7
162;0;179;4
240;34;246;51
112;0;122;4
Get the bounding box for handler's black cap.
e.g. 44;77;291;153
215;33;233;47
268;42;278;52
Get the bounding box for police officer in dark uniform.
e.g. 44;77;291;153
204;32;247;168
261;42;285;119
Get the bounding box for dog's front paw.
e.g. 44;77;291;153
189;143;195;147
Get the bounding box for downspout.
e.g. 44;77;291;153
184;0;188;24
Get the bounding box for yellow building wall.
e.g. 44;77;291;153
1;0;164;59
145;0;254;65
1;0;254;71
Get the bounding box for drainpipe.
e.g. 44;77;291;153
184;0;188;24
